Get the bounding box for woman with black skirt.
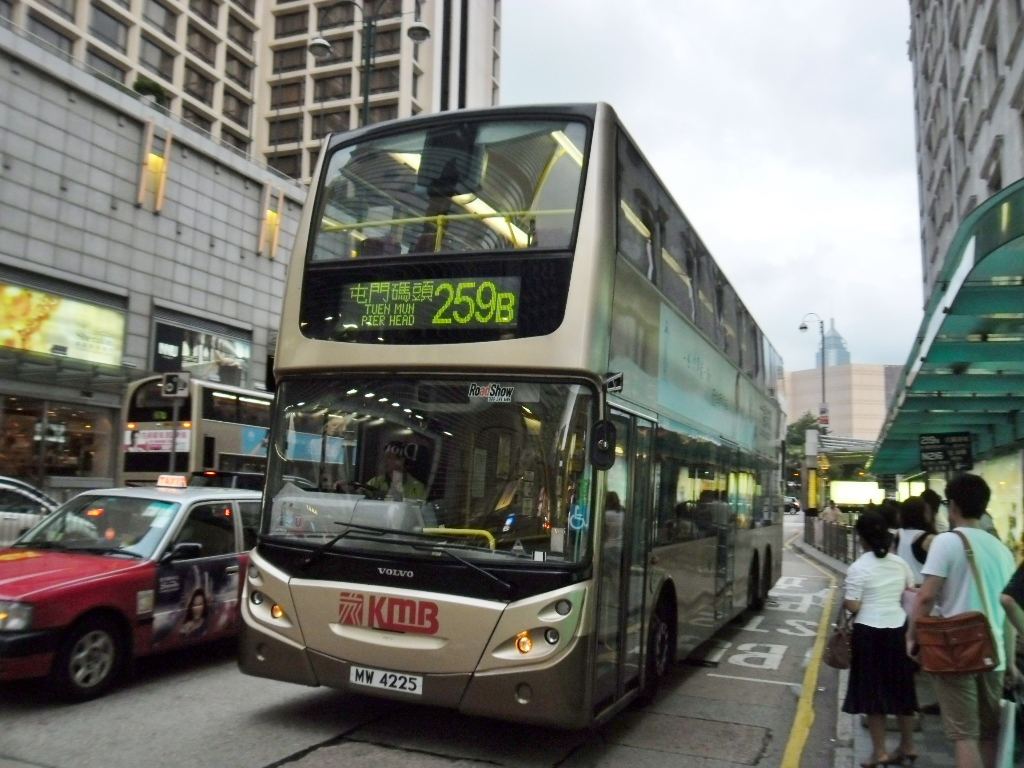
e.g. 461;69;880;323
842;510;918;767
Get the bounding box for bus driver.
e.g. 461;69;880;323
366;441;426;501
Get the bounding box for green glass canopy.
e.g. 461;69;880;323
870;177;1024;476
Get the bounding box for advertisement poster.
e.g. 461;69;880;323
123;428;191;452
0;283;125;365
241;426;270;456
154;323;250;387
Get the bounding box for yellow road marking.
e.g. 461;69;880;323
780;532;838;768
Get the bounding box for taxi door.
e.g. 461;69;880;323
152;501;241;650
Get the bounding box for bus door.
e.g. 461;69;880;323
714;464;737;621
593;411;654;711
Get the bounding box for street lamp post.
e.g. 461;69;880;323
310;2;430;129
799;312;827;432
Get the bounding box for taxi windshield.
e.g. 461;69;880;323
17;495;181;559
263;377;595;565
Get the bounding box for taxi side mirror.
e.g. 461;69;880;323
163;541;202;562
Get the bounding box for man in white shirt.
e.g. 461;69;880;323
908;473;1016;768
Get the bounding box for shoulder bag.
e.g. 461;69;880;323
824;607;853;670
915;530;999;675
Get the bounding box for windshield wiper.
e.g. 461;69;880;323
301;523;382;569
411;542;513;599
62;545;145;558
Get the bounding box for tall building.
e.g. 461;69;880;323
784;364;902;441
873;2;1024;548
0;0;500;181
816;317;851;368
906;0;1024;301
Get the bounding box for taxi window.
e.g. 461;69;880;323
239;501;260;549
174;502;237;557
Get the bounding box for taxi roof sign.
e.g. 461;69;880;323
157;474;188;488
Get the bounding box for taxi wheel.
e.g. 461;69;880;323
51;616;124;701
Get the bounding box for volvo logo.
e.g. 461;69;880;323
378;567;414;578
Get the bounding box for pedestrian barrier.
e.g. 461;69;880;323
803;517;861;563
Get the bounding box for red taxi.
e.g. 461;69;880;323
0;476;261;700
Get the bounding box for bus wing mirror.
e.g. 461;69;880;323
590;420;616;471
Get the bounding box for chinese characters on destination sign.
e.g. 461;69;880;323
918;432;973;471
337;277;520;330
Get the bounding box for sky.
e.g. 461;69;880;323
500;1;922;373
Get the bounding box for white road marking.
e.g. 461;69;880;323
706;673;800;686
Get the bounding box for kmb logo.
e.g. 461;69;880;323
338;591;439;635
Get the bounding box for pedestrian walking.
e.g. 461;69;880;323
908;473;1016;768
842;510;919;767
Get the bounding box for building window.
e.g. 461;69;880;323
268;153;301;178
274;8;307;37
41;0;75;20
268;116;303;144
312;74;350;102
227;13;253;51
144;0;178;38
368;65;399;95
225;53;252;89
271;80;305;108
184;64;214;104
374;28;401;55
140;35;175;80
365;102;397;126
374;0;400;19
223;90;251;128
312;36;352;65
182;105;213;132
272;45;306;73
221;129;250;154
90;4;128;52
29;14;74;56
189;0;218;26
0;0;12;20
230;0;254;16
186;23;217;63
312;110;348;137
86;48;126;82
318;2;355;30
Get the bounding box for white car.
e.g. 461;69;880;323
0;477;58;545
784;495;801;514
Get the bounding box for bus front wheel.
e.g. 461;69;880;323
638;596;674;704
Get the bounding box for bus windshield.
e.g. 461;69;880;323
263;377;594;565
311;118;588;262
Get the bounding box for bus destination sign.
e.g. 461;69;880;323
337;277;520;330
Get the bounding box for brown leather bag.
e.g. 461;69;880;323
916;531;999;675
824;609;852;670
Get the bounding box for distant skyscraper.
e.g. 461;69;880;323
816;317;851;368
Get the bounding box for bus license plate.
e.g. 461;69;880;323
349;665;423;695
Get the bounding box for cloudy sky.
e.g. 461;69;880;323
500;1;921;373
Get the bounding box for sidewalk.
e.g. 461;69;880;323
791;538;955;768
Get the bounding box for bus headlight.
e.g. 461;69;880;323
0;601;33;631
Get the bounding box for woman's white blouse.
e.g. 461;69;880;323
844;552;914;628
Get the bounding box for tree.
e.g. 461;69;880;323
785;412;819;489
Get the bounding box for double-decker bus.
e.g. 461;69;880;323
239;103;785;728
119;375;273;485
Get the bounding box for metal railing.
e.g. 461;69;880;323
803;517;861;563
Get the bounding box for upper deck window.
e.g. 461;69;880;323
310;118;588;263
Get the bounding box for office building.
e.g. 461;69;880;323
0;0;501;180
0;24;304;496
784;364;902;442
906;0;1024;300
873;1;1024;550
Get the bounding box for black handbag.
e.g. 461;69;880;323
824;608;852;669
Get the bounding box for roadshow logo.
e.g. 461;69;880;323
338;591;439;635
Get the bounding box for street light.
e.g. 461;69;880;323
309;1;431;129
799;312;827;432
